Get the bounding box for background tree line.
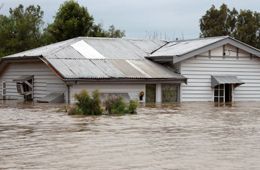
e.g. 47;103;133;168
200;4;260;49
0;0;125;57
0;2;259;58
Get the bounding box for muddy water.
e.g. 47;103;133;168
0;101;260;170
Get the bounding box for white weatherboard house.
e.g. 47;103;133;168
0;36;260;103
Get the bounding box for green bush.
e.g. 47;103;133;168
70;90;139;116
128;100;138;114
74;90;103;115
105;96;126;115
67;105;80;115
105;96;138;115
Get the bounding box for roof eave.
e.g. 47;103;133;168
63;77;187;84
1;55;43;61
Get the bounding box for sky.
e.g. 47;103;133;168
0;0;259;40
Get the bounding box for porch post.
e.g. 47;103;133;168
156;83;162;103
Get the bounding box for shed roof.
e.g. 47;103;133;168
2;37;185;81
149;36;260;63
211;75;244;88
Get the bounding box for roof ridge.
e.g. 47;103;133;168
150;41;171;54
44;38;82;56
171;35;229;43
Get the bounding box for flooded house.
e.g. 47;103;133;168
0;36;260;103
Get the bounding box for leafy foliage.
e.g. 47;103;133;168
200;4;238;37
0;5;44;57
46;0;94;42
105;96;138;115
128;100;138;114
0;0;125;57
46;0;125;43
73;90;103;115
70;92;138;116
200;4;260;48
105;96;127;115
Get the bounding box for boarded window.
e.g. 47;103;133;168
162;84;179;103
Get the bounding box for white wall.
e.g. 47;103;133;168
180;44;260;101
70;83;145;103
0;61;67;101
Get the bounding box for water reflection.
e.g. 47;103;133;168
0;101;260;170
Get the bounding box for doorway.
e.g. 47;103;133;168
214;84;233;103
225;84;232;103
145;84;156;103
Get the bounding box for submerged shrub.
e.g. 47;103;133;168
74;90;103;115
105;96;138;115
128;100;138;114
67;105;80;115
70;90;139;116
105;96;126;115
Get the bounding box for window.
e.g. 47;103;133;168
214;84;224;102
2;81;6;99
162;84;179;103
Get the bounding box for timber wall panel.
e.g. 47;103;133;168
0;62;66;100
180;45;260;101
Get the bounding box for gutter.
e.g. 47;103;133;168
63;77;187;84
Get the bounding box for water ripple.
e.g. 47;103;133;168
0;101;260;170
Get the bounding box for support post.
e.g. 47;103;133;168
156;84;162;103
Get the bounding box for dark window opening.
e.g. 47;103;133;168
214;84;232;103
162;84;179;103
145;84;156;103
225;84;232;103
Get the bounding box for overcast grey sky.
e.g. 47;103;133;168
0;0;259;39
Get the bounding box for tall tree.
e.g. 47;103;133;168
0;5;44;57
200;4;238;37
46;0;94;42
105;25;125;38
235;10;260;48
200;4;260;49
46;0;125;43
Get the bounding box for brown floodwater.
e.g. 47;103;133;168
0;101;260;170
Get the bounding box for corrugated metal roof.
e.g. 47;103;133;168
5;38;78;58
151;36;228;57
2;37;186;81
71;40;105;59
211;75;244;88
